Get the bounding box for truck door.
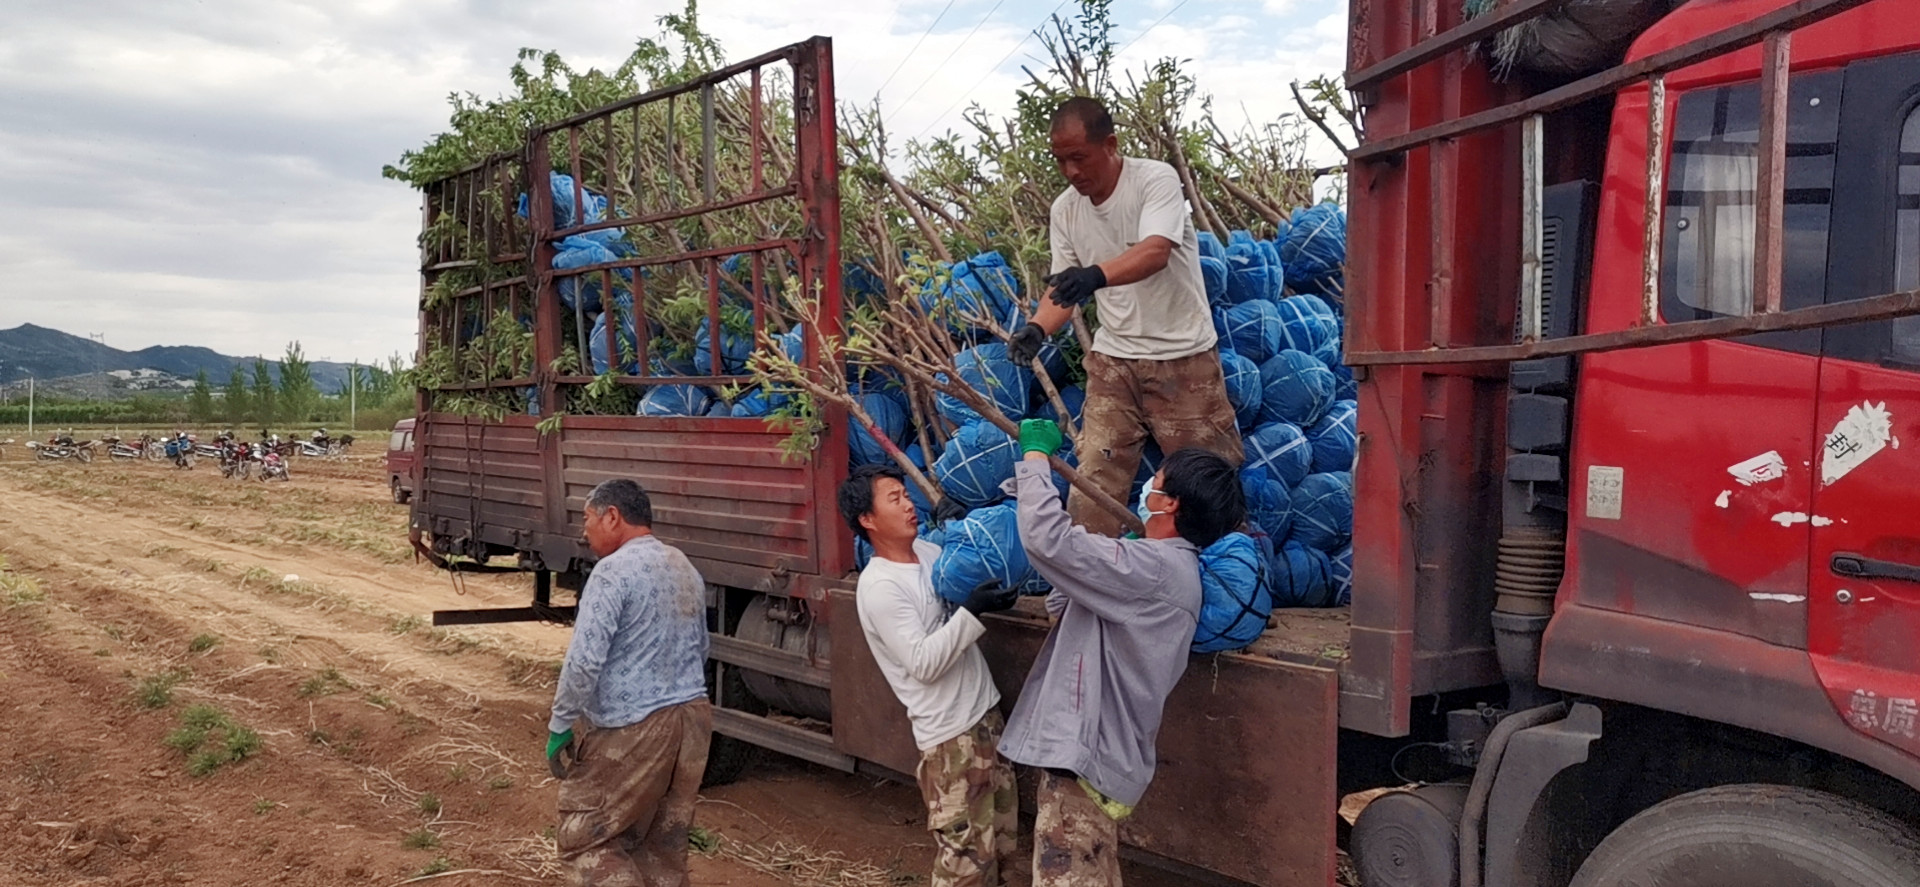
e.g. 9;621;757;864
1809;49;1920;758
1567;68;1841;649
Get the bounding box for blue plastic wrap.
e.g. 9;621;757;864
518;171;609;230
1192;532;1274;654
1281;204;1347;293
936;343;1032;426
554;235;629;313
921;251;1022;334
1274;296;1339;354
934;421;1019;508
693;318;753;376
1221;349;1264;430
637;384;710;417
843;261;888;306
1330;545;1353;607
1259;350;1337;428
1241;466;1292;541
849;390;910;467
1224;300;1283;365
1224;239;1281;305
1271;541;1336;608
730;389;771;417
1288;471;1353;553
589;304;637;374
931;502;1047;604
1307;399;1357;475
1200;256;1230;306
1244;421;1313;490
1197;230;1226;261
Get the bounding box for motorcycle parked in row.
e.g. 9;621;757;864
29;433;95;463
298;429;355;458
217;437;252;480
104;434;159;461
255;444;290;482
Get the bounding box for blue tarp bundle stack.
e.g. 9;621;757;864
933;421;1019;509
638;384;710;417
1192;532;1274;653
1224;230;1284;305
931;502;1049;604
1281;203;1348;301
937;343;1032;425
849;390;911;467
921;251;1023;335
1225;300;1283;364
1308;400;1357;475
1259;349;1336;428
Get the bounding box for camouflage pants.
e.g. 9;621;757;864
556;699;712;887
1070;348;1244;538
915;710;1018;887
1032;769;1123;887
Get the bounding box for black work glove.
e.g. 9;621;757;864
1007;322;1046;366
931;494;971;527
1046;265;1107;308
960;580;1020;616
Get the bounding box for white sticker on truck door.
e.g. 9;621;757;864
1586;466;1624;520
1822;401;1893;486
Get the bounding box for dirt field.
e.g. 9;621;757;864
0;449;1231;886
0;450;965;886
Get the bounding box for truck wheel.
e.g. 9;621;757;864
702;664;762;788
1570;784;1920;887
391;477;410;504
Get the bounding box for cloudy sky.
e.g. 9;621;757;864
0;0;1346;365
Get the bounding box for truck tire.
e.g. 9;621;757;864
702;663;762;788
391;477;410;504
1570;784;1920;887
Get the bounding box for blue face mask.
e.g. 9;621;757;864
1136;480;1168;527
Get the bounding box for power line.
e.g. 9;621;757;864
887;0;1008;126
912;0;1070;140
1112;0;1192;60
874;0;958;102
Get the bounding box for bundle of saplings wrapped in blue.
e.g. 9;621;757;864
757;210;1354;653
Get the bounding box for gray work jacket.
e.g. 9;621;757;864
995;460;1201;806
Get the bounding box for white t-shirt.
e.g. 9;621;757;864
1050;157;1216;361
855;539;1000;750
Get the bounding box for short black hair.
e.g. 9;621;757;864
838;463;907;543
1050;96;1115;143
1159;448;1246;549
586;478;653;527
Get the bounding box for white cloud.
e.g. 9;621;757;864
0;0;1344;363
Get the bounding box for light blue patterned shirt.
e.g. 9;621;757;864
549;534;710;734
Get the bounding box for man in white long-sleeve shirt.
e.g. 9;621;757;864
838;464;1020;887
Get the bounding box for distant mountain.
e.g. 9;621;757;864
0;324;357;391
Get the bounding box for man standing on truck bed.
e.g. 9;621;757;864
838;463;1021;887
546;479;712;887
1007;96;1243;538
999;420;1246;886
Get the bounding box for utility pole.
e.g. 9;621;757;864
89;332;107;402
349;363;358;431
27;374;34;438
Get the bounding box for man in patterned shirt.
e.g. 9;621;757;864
547;479;711;886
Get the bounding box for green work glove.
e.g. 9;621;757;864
546;729;574;760
1018;418;1063;458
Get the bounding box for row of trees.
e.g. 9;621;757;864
181;343;414;429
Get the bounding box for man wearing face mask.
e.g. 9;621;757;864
1005;96;1242;539
996;419;1248;887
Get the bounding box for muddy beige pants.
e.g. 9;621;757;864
556;699;712;887
1069;348;1244;538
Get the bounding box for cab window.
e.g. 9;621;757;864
1660;70;1842;349
1894;106;1920;362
